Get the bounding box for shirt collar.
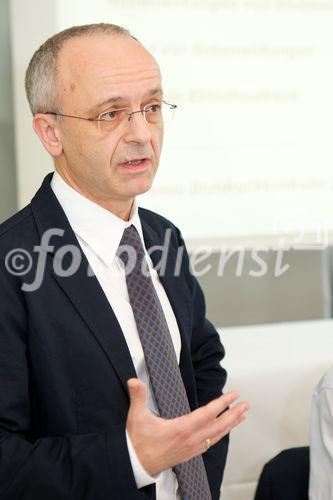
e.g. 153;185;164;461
50;170;145;267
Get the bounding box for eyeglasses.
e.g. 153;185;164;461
42;100;177;133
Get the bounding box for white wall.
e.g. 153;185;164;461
9;0;55;210
0;0;17;220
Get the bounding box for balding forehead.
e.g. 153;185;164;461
56;34;160;93
55;33;161;112
58;33;158;75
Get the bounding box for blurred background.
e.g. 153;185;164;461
2;0;333;498
3;0;333;328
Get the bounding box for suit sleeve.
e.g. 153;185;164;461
175;228;229;500
0;263;148;500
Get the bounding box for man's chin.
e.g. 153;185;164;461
125;171;156;197
129;179;155;198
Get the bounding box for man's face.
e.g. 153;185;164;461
51;34;164;215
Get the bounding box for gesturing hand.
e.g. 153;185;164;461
126;378;250;476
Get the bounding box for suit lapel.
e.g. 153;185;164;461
30;174;137;396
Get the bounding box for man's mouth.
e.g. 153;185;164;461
119;157;149;169
126;159;145;166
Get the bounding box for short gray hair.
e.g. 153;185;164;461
25;23;137;115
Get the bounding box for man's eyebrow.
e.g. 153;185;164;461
91;87;164;113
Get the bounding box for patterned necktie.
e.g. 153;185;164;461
118;225;212;500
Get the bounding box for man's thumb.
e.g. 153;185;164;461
127;378;148;411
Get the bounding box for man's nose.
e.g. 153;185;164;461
123;111;152;144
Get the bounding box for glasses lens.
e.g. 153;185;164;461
98;108;128;133
163;102;177;123
145;102;176;125
97;102;177;133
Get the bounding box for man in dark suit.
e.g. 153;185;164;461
0;23;249;499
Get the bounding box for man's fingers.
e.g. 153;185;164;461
184;391;241;428
127;378;148;413
202;415;247;453
216;400;250;430
208;401;250;441
188;403;249;458
208;412;248;448
173;391;244;444
206;391;241;418
187;399;250;452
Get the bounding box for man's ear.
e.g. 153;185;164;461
33;114;63;156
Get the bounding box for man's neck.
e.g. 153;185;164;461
54;168;134;221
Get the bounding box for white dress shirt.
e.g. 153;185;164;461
309;366;333;500
51;171;181;499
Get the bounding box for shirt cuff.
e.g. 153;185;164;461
125;429;162;488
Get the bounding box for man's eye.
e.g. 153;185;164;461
100;110;120;121
145;103;162;113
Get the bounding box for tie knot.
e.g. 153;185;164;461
117;225;145;267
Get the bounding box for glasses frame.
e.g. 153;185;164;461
41;100;177;126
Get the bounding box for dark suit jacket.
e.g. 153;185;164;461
254;447;310;500
0;173;228;500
